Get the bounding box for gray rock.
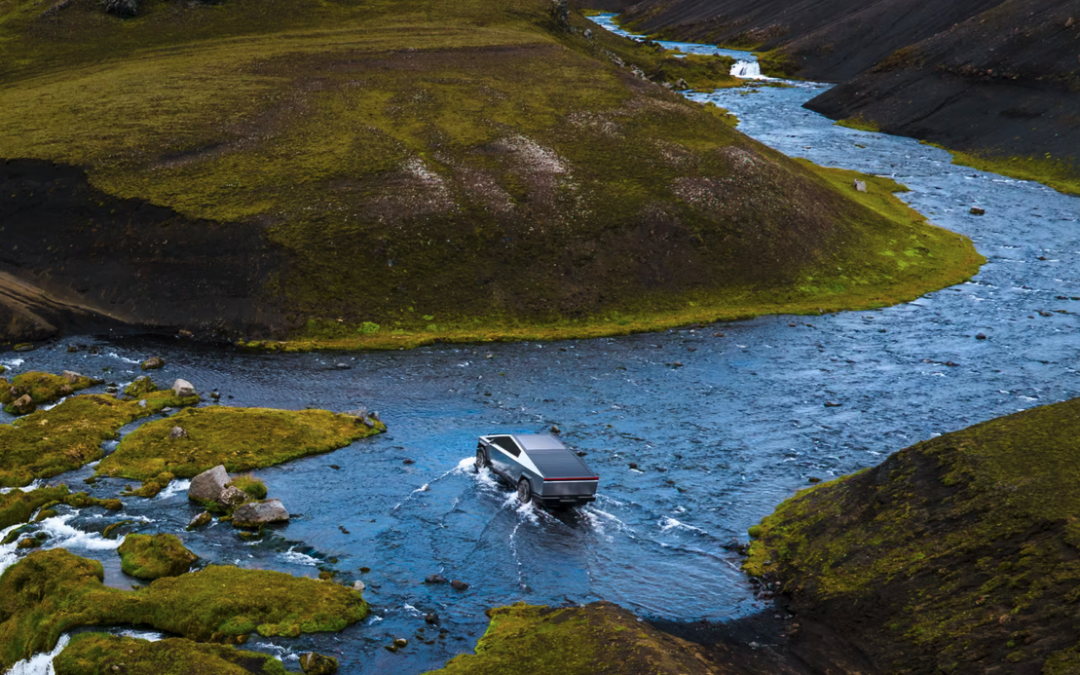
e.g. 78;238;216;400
141;356;165;371
300;652;338;675
9;394;35;415
169;426;187;440
189;465;230;504
232;499;289;527
62;370;82;384
674;78;689;90
187;511;212;530
353;580;366;592
852;179;867;192
217;486;248;508
172;379;196;397
584;28;593;39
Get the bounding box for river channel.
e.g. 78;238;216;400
5;16;1080;675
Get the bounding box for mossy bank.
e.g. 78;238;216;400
744;397;1080;674
0;548;367;668
0;0;979;345
55;633;290;675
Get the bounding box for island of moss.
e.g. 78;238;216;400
743;397;1080;674
117;533;198;579
425;601;716;675
0;549;367;668
0;390;199;487
0;371;100;414
96;406;385;482
54;633;291;675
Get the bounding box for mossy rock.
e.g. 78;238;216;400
0;371;99;410
0;549;368;668
425;601;717;674
0;391;199;487
118;533;198;579
97;406;386;481
0;485;71;530
229;475;268;500
123;376;159;398
54;633;290;675
743;397;1080;674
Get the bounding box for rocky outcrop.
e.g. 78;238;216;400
231;499;289;528
744;397;1080;674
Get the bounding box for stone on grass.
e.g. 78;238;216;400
188;465;230;504
172;379;196;397
301;652;339;675
852;179;867;192
9;394;35;415
169;426;187;440
141;357;165;371
231;499;289;528
62;371;83;384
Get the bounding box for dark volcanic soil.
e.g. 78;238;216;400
604;0;1080;170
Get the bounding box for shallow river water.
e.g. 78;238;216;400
5;18;1080;675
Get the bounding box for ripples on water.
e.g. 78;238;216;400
4;18;1079;674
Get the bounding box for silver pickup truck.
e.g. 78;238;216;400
476;433;599;508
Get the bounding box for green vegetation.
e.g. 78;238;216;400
922;142;1080;197
243;161;983;352
425;601;715;674
97;406;385;481
117;534;198;579
753;48;801;79
229;475;268;500
0;371;99;414
0;0;981;346
55;633;290;675
0;390;199;487
835;116;881;133
0;486;123;531
0;548;367;668
123;376;158;398
744;397;1080;673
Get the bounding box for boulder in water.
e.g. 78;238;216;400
231;499;289;528
8;394;35;416
301;652;339;675
172;379;196;397
217;485;248;508
187;511;212;530
141;357;165;371
188;465;230;504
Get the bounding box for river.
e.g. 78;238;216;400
4;15;1080;675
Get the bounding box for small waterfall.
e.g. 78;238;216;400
8;634;70;675
731;61;764;79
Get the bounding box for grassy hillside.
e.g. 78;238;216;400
0;0;981;346
745;398;1080;674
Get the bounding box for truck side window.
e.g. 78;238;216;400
492;437;521;457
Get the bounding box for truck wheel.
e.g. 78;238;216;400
517;478;532;504
475;447;488;470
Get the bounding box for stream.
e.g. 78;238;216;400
5;15;1080;675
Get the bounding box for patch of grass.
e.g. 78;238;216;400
97;407;385;481
0;486;71;530
0;549;367;667
55;633;291;675
229;475;268;500
753;48;801;79
425;601;715;674
0;371;100;413
835;116;881;133
0;391;199;487
922;142;1080;197
744;397;1080;672
117;534;198;579
243;161;983;352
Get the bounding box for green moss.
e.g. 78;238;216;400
0;486;71;530
425;601;715;674
0;371;100;413
921;141;1080;197
97;407;385;481
117;534;198;579
753;48;801;79
229;475;268;500
0;390;199;487
835;116;881;133
123;376;158;398
0;549;367;667
744;398;1080;672
54;633;290;675
0;0;980;348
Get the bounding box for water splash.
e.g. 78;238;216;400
8;634;69;675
